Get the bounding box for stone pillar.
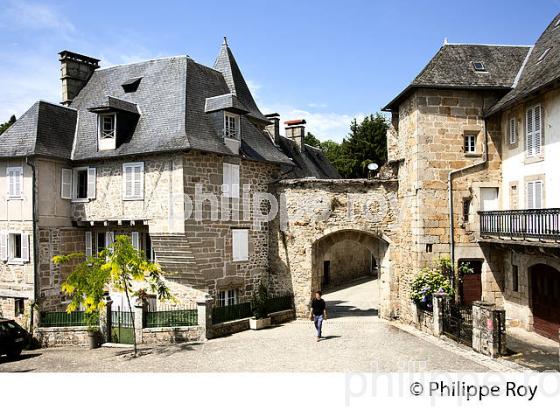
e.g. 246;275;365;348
99;294;113;343
472;301;506;358
197;296;214;340
134;300;147;345
432;292;447;337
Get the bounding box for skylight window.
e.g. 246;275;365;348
536;48;551;63
472;61;486;72
121;77;142;93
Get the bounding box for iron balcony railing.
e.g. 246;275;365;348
479;208;560;241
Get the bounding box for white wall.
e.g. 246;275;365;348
501;88;560;209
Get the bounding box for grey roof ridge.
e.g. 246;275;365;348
444;42;533;48
512;46;535;88
37;99;77;111
96;55;188;71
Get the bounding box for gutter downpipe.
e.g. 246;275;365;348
448;99;489;300
25;156;38;335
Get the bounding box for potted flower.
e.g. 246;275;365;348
249;283;271;330
85;312;100;349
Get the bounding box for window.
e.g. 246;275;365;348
68;167;96;200
143;233;154;262
472;61;486;72
508;117;517;144
464;134;476;154
512;265;519;292
14;298;24;316
131;232;140;250
224;112;239;139
6;166;23;198
526;180;543;209
222;163;240;198
99;113;116;139
122;162;144;200
95;232;114;255
526;105;542;157
217;288;239;307
1;233;29;263
462;198;471;224
85;231;93;257
232;228;249;262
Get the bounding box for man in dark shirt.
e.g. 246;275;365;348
310;290;327;341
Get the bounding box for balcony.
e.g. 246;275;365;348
479;208;560;243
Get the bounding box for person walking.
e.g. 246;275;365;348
310;290;327;341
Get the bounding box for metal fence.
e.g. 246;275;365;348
265;294;294;313
111;309;135;344
39;311;88;327
479;208;560;241
212;301;252;324
145;304;198;328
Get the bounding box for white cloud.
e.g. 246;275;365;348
0;0;75;34
245;79;262;101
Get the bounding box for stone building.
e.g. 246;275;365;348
383;13;560;340
0;40;337;325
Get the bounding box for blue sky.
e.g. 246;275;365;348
0;0;558;142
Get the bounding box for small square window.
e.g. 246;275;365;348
464;134;476;153
462;198;471;224
512;265;519;292
472;62;486;72
14;298;24;316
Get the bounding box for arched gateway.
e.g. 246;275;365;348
269;175;400;319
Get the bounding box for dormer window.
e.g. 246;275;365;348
100;113;116;139
98;113;117;151
224;112;240;139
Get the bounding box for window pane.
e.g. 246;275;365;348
13;234;22;259
77;170;88;199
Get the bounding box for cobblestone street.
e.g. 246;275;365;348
0;279;518;372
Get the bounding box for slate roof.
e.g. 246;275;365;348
213;40;269;123
383;44;530;111
277;136;341;179
488;14;560;115
0;101;76;159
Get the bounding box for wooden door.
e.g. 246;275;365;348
531;264;560;340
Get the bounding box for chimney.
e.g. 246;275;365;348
265;113;281;145
284;119;306;151
59;50;100;105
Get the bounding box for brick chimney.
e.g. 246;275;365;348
284;119;306;151
59;50;100;105
265;113;281;145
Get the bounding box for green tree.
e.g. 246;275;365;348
304;132;321;148
341;113;388;178
53;235;171;355
0;115;16;135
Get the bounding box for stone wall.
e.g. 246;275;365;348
388;88;505;322
324;239;372;288
35;326;90;347
142;326;204;344
270;178;399;318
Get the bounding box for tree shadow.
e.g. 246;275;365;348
325;299;378;318
0;352;42;364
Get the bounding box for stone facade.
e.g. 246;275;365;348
323;239;374;288
270;178;399;318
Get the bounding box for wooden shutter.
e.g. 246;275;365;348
223;163;232;197
526;107;534;156
509;118;516;144
534;105;542;155
85;231;93;256
534;181;543;209
87;167;96;199
21;233;29;262
232;229;249;261
105;231;114;248
124;165;132;198
131;232;140;249
134;164;143;198
61;168;72;199
0;232;7;261
527;182;535;209
231;164;240;198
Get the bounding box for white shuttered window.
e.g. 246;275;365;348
526;181;543;209
122;162;144;200
85;231;93;257
131;232;140;249
223;163;240;198
7;167;23;198
61;168;72;199
232;228;249;262
526;105;542;157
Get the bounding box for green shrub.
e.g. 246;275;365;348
410;259;454;310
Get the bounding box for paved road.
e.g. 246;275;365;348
0;278;500;372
